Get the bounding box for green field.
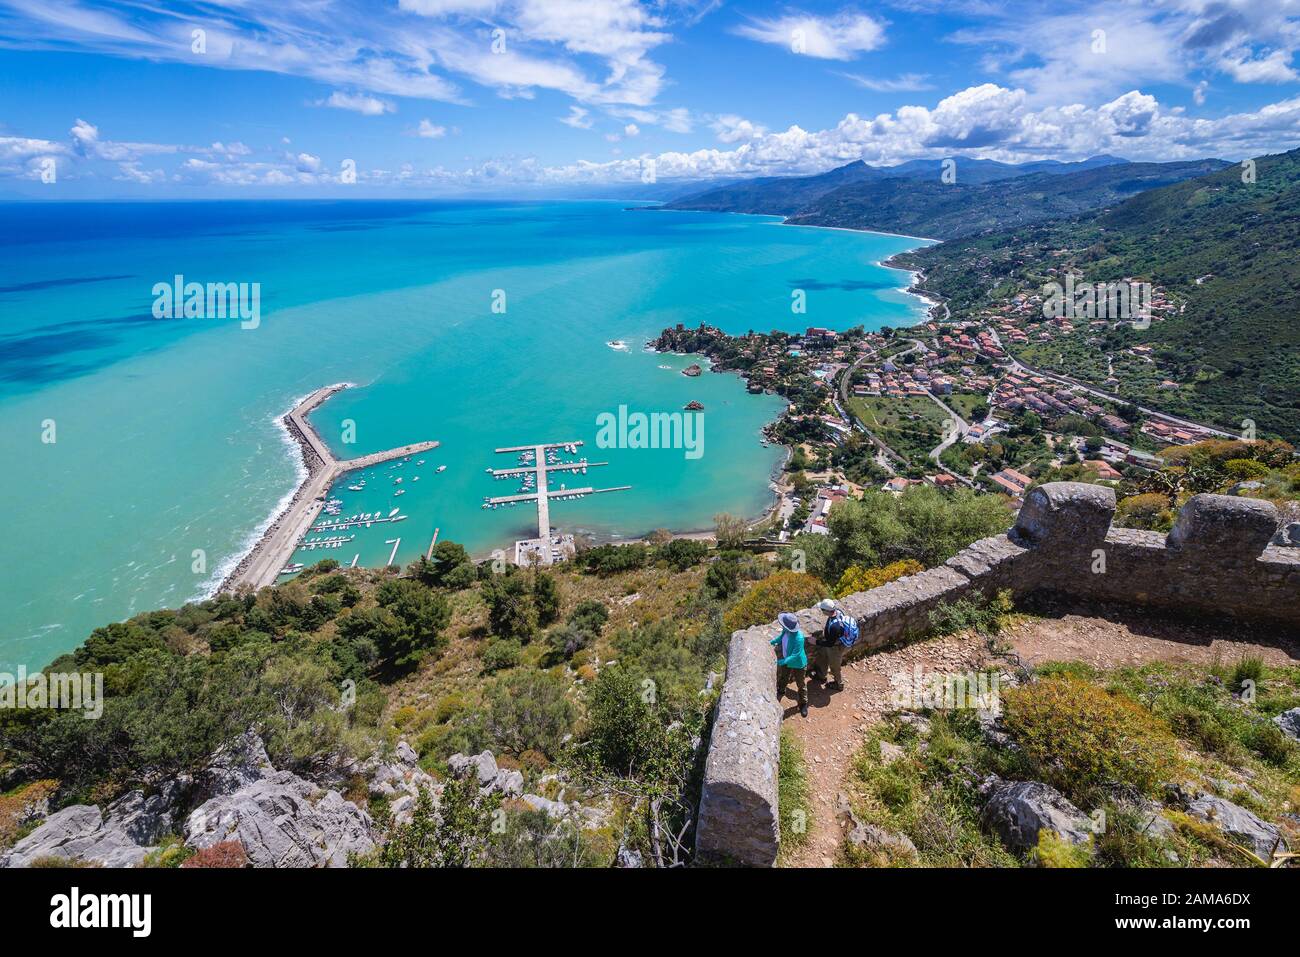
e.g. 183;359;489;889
847;395;949;463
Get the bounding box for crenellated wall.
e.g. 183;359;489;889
694;483;1300;867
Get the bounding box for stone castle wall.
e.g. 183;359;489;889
695;483;1300;866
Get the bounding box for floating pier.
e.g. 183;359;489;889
486;440;629;565
309;513;408;533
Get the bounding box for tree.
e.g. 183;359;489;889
480;571;539;643
532;571;561;626
545;599;609;661
408;541;471;588
658;538;709;571
374;579;452;670
824;485;1010;579
568;666;700;866
373;777;502;868
704;558;740;600
482;669;575;758
713;512;749;549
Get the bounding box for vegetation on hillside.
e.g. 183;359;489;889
843;658;1299;868
904;148;1300;440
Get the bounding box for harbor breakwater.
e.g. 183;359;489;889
218;384;438;593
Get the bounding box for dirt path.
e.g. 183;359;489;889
780;604;1300;868
782;632;986;867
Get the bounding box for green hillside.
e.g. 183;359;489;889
903;148;1300;440
661;155;1129;218
785;160;1228;239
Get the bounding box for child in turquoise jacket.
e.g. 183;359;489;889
772;611;809;716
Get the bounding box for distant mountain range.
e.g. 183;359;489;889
662;155;1230;239
661;154;1131;217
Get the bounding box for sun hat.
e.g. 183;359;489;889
817;598;839;613
778;612;799;631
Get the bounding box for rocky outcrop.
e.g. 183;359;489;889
6;732;376;869
447;751;524;797
981;780;1095;854
4;806;142;868
1185;793;1287;860
368;739;439;825
1273;707;1300;742
837;796;917;862
1;781;186;869
184;734;374;868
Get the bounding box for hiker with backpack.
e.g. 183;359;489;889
771;611;809;717
810;598;857;691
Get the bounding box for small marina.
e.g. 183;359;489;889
484;440;631;565
220;383;438;591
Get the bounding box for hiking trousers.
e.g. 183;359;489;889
777;665;807;707
813;644;843;685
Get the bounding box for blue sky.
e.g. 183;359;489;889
1;0;1299;197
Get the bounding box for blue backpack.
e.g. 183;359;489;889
834;612;859;648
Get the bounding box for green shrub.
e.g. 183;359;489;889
721;570;827;634
481;638;522;673
481;670;575;758
928;589;1014;637
1002;678;1181;803
657;538;709;571
834;559;923;599
480;571;539;643
704;559;741;600
1029;830;1092;868
1229;656;1265;691
581;543;650;575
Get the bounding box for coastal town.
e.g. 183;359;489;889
650;266;1239;544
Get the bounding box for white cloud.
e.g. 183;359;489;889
711;114;767;143
841;72;934;93
735;10;886;60
658;107;692;133
953;0;1300;103
560;105;593;128
414;119;448;138
624;123;640;137
318;91;396;115
1218;48;1299;83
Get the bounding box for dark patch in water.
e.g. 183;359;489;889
786;277;892;291
0;274;135;294
0;313;181;385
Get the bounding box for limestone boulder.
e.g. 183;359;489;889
447;750;523;797
1186;794;1287;860
981;780;1094;854
184;770;375;868
1272;707;1300;742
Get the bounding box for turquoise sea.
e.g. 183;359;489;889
0;200;928;672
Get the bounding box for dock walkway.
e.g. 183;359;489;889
487;441;628;565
